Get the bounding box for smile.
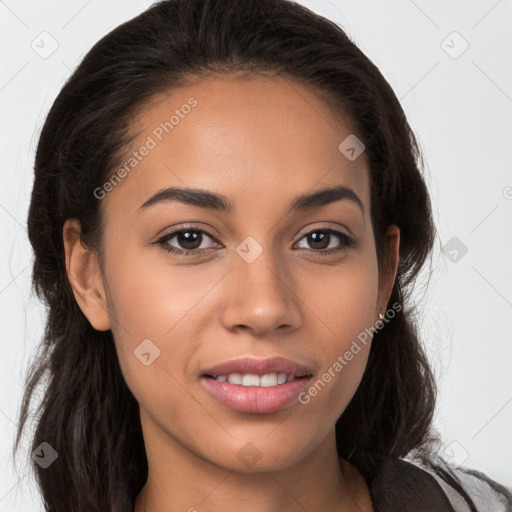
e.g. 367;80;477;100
200;357;314;413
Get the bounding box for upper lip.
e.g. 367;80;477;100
201;356;313;378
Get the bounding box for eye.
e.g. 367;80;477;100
154;227;220;256
153;225;355;258
295;228;355;255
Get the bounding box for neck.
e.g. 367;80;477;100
134;412;372;512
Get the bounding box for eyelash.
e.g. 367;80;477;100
153;225;356;258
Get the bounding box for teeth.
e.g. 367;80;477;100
242;374;260;386
215;372;296;387
227;373;243;385
260;373;278;387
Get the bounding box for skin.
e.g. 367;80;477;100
63;73;400;512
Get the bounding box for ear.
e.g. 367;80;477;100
376;224;400;317
63;218;111;331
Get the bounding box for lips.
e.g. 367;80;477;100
200;356;314;413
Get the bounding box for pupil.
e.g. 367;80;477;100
309;231;329;250
179;231;201;250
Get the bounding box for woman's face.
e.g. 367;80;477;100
67;73;399;472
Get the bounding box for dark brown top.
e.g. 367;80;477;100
369;458;457;511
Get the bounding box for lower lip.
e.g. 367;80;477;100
200;376;312;413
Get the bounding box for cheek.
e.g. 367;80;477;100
103;257;206;429
305;251;380;339
102;246;216;392
298;314;374;434
300;255;379;414
104;243;217;341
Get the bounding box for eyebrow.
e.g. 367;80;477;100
139;184;364;215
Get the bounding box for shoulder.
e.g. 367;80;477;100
403;457;512;512
369;457;457;511
371;456;511;512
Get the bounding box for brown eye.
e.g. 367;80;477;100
295;229;355;254
172;230;205;250
156;228;219;256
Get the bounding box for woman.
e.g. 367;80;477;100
14;0;512;510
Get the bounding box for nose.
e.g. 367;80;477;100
218;244;302;336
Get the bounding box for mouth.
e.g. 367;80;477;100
199;357;314;413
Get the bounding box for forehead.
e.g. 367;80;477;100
105;73;370;215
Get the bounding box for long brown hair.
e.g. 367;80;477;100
14;0;512;510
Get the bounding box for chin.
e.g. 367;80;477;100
204;438;313;474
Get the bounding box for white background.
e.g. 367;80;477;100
1;0;511;510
